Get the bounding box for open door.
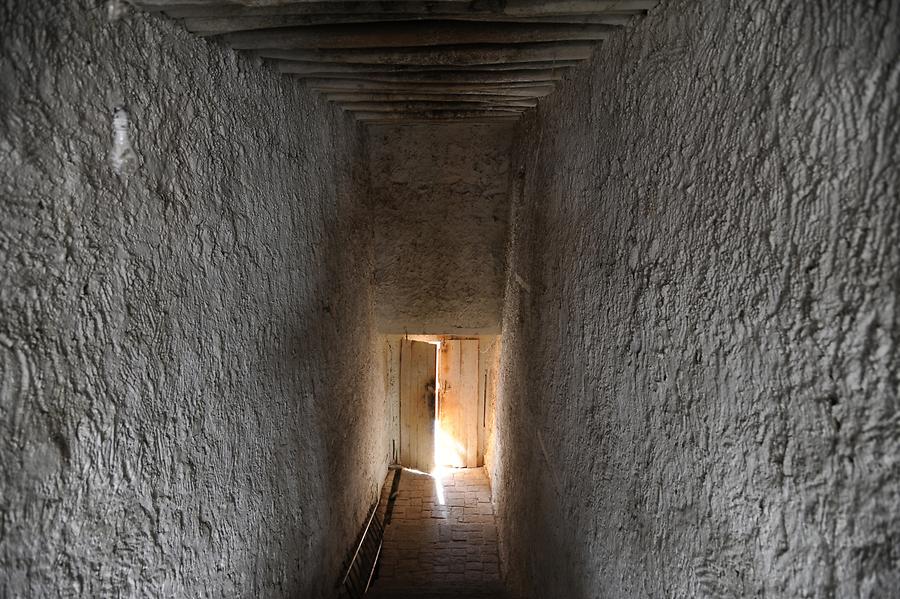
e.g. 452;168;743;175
437;339;480;468
399;339;437;472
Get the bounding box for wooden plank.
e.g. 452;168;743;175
415;342;436;473
279;66;567;84
256;42;596;66
352;109;525;122
153;2;472;19
476;338;486;467
399;339;437;471
138;0;650;19
459;340;479;468
324;92;540;105
222;21;613;50
337;101;534;112
438;341;462;468
399;339;414;467
183;14;635;35
316;85;556;98
502;0;657;16
140;0;470;7
437;340;481;468
359;118;518;125
306;79;555;92
273;60;582;75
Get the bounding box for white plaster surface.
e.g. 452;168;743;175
367;124;513;334
0;1;387;596
491;1;900;597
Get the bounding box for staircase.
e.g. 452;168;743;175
363;468;510;599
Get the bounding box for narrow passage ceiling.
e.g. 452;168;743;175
133;0;657;125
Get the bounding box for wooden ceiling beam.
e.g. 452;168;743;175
324;92;541;104
135;1;654;19
303;78;554;91
501;1;657;16
257;42;596;66
351;109;525;121
335;101;535;112
148;2;471;19
271;60;582;75
221;21;612;50
137;0;471;5
182;14;635;35
361;118;520;125
310;83;556;97
281;67;566;84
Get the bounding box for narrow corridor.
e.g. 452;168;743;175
2;2;898;598
368;468;506;598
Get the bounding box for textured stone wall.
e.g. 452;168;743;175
368;124;512;334
0;2;387;596
491;1;900;598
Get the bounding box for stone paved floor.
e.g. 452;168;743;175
367;467;506;598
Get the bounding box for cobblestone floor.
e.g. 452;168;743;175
367;467;506;598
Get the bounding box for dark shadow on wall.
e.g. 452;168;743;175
272;117;388;598
492;148;592;599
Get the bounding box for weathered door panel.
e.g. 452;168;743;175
399;339;436;472
438;339;479;468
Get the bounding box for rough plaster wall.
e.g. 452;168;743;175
492;1;900;597
0;2;387;596
368;124;512;334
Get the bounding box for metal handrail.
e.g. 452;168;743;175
339;500;385;597
363;519;384;593
341;501;379;587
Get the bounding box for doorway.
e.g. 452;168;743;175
391;336;496;472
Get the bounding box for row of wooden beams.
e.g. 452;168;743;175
132;0;658;125
221;22;613;50
257;42;596;66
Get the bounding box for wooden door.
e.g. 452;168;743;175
438;339;480;468
399;339;437;472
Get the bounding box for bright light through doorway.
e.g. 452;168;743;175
432;465;446;505
402;465;447;506
435;422;466;467
432;340;466;469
